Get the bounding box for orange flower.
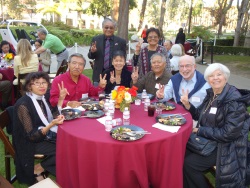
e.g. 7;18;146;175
117;86;125;92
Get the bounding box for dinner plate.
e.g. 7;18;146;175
155;114;186;126
110;125;145;142
61;109;82;120
151;102;176;110
83;110;105;118
137;93;155;100
81;101;104;111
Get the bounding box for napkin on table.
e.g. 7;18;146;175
152;123;181;133
97;116;106;125
62;106;86;111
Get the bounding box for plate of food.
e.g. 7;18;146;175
137;93;155;100
81;101;104;111
83;110;105;118
156;114;186;126
61;109;82;120
151;102;176;110
110;125;146;141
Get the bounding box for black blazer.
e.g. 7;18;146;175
88;34;126;82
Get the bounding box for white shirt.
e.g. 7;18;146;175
170;56;180;71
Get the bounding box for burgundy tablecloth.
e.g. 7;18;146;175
56;103;192;188
0;68;15;105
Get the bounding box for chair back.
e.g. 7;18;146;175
56;59;68;76
0;110;16;183
17;73;29;99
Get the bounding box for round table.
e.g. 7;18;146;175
56;102;192;188
0;68;15;105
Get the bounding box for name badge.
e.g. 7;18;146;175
209;107;217;114
82;93;88;98
155;83;160;89
191;96;201;103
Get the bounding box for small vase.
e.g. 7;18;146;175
120;102;130;112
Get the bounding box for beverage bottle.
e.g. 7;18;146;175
108;102;115;118
105;112;113;132
144;96;150;111
104;99;110;115
141;89;147;103
123;107;130;125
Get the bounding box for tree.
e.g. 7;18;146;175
111;0;119;22
6;0;23;19
233;0;250;46
87;0;112;18
146;0;160;27
158;0;167;31
37;1;61;22
117;0;129;41
137;0;147;31
21;0;37;21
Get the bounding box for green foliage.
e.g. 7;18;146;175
87;0;112;18
187;26;214;41
6;0;23;19
41;19;73;31
212;46;250;56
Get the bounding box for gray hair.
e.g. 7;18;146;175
179;55;195;65
68;53;86;67
204;63;230;82
150;53;166;64
102;18;116;28
37;28;47;35
171;44;182;56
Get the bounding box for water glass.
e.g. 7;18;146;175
156;107;162;115
135;99;141;105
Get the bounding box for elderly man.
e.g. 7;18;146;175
0;73;11;109
88;18;126;86
163;40;173;59
156;55;210;107
50;53;107;108
131;53;172;95
34;28;69;70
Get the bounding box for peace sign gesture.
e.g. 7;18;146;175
180;89;190;109
90;41;97;53
131;66;139;84
99;74;107;88
110;71;116;84
58;81;69;100
156;84;165;99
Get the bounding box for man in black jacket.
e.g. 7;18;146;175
88;18;126;86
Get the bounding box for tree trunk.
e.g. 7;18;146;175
217;14;225;37
158;0;167;30
137;0;147;31
112;0;119;22
233;0;249;46
117;0;129;42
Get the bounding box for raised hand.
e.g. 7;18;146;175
135;42;142;55
180;89;190;109
110;71;116;84
131;66;139;83
90;41;97;53
99;74;107;88
156;84;165;99
58;81;69;100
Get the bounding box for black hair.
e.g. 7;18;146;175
112;50;126;61
35;39;43;45
0;40;16;54
23;72;50;92
146;28;160;39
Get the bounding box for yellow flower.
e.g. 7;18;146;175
111;90;117;100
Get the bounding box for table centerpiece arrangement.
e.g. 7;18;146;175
2;53;14;66
111;86;138;112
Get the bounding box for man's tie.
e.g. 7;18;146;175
104;38;110;70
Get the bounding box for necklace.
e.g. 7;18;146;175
203;94;219;114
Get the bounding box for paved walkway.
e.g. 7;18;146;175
50;45;249;89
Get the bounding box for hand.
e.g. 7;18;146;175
58;81;69;100
67;101;81;108
0;73;2;80
54;114;65;125
135;42;142;55
192;128;198;134
180;89;190;109
99;74;107;88
156;84;165;99
90;41;97;53
131;66;139;83
110;71;116;84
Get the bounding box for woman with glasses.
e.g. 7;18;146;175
34;39;52;73
13;72;66;185
13;39;39;85
132;27;171;78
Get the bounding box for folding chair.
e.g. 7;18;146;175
48;59;68;82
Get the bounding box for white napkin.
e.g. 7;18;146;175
152;123;181;133
97;116;107;125
62;106;86;111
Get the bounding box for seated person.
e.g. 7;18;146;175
163;40;173;59
103;50;132;94
156;55;210;107
34;39;52;73
13;72;66;185
50;53;107;108
0;40;16;57
0;72;11;109
170;44;183;75
131;53;172;95
13;39;39;85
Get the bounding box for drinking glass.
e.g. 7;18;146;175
147;105;156;117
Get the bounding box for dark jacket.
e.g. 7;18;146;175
103;67;132;94
175;31;186;46
189;84;250;187
88;34;126;83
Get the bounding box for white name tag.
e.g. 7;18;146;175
155;83;160;89
82;93;88;98
209;107;217;114
191;96;201;103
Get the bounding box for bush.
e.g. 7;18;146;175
206;45;250;56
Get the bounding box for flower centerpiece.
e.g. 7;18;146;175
111;86;138;112
3;53;14;65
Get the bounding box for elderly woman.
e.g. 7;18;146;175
181;63;250;188
132;27;171;78
103;50;132;94
170;44;183;75
13;72;67;185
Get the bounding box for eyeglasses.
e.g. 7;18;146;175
71;61;85;67
104;26;114;30
148;36;158;39
179;64;194;69
31;82;48;87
